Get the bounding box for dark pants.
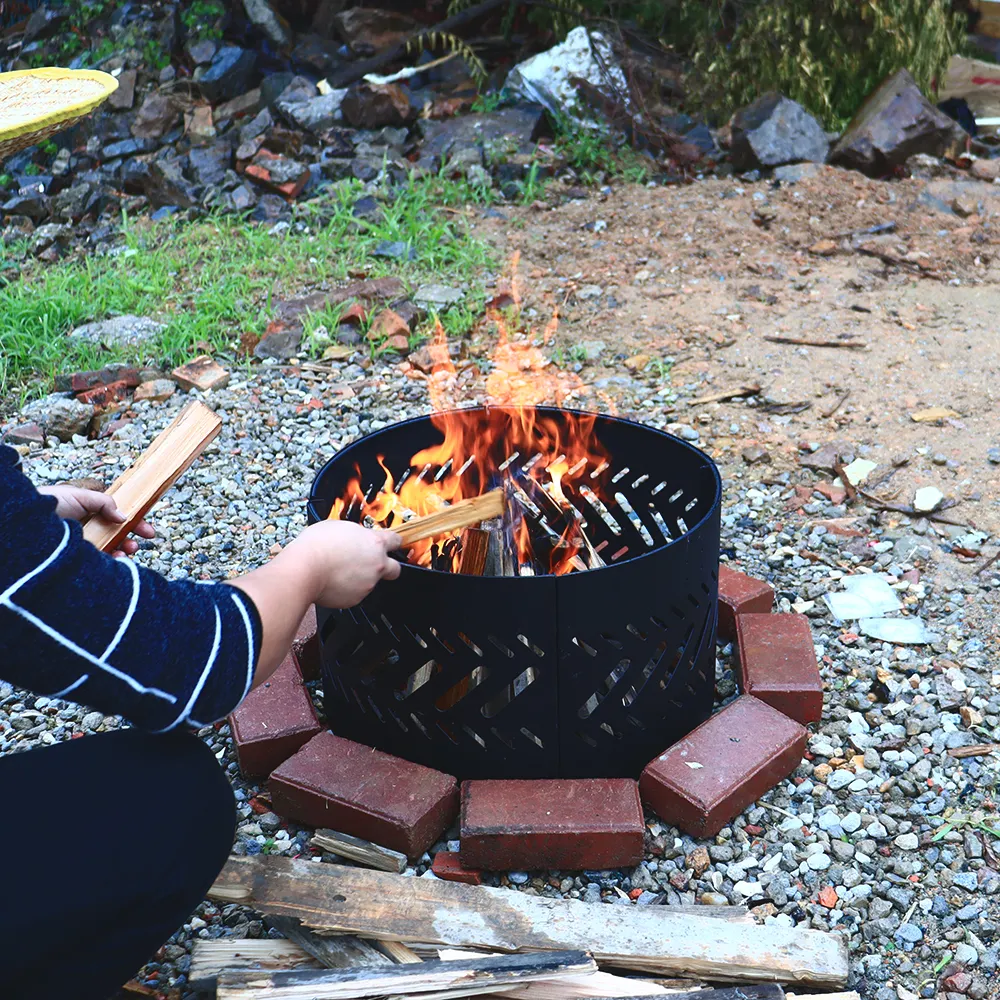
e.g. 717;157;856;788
0;729;236;1000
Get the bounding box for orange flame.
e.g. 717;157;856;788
329;253;613;574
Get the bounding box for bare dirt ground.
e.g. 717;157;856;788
471;163;1000;617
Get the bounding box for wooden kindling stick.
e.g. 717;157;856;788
390;489;505;547
82;401;222;553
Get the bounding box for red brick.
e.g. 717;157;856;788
292;605;321;681
269;732;458;856
459;779;644;871
230;655;322;780
639;695;806;839
432;851;482;885
76;379;133;407
55;366;141;393
717;565;774;642
735;613;823;725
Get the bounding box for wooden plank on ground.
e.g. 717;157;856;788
209;857;849;989
312;829;407;873
216;951;597;1000
189;940;320;990
82;401;221;553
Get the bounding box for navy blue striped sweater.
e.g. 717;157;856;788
0;444;261;731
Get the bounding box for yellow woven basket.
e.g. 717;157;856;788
0;67;119;161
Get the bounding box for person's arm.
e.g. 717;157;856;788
230;520;400;687
0;445;399;729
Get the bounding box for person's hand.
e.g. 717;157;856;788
291;519;402;609
38;486;155;557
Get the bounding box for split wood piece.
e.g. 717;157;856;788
459;527;490;576
377;940;424;964
763;336;868;350
215;950;597;1000
311;829;407;874
190;940;320;989
209;857;850;989
435;957;671;1000
81;401;221;553
266;916;391;970
686;384;762;407
392;490;505;547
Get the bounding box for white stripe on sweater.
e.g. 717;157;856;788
152;604;222;732
0;521;70;602
1;601;177;703
229;589;257;705
100;556;140;660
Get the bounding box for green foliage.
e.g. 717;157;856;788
0;174;496;399
181;0;225;40
406;31;487;89
142;39;171;70
552;113;650;184
39;140;59;156
471;92;505;114
689;0;964;128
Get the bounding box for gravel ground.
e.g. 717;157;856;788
4;338;1000;999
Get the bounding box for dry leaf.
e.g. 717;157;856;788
910;406;959;423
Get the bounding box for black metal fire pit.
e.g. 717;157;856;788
307;407;722;780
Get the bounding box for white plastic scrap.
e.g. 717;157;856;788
504;26;630;122
823;574;903;620
859;618;941;644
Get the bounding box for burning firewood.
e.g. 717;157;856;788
390;489;505;547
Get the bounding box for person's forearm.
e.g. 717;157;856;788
230;548;321;688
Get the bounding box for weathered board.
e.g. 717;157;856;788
209;857;849;989
216;950;596;1000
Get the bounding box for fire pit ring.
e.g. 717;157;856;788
307;407;722;780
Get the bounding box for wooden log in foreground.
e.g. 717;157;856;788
392;490;505;547
209;857;849;989
215;951;596;1000
82;401;222;553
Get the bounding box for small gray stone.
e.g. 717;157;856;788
82;711;104;730
69;315;165;347
895;832;920;851
46;398;95;441
954;872;979;892
954;942;979;965
414;284;464;309
806;852;831;871
896;922;923;944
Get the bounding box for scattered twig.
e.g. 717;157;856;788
764;336;868;350
854;246;943;279
821;391;850;418
687;384;762;406
832;462;858;503
947;743;1000;759
976;551;1000;576
830;222;897;240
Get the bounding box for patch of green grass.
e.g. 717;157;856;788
0;176;496;403
471;92;505;114
551;113;652;185
181;0;226;40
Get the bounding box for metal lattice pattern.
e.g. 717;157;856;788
311;408;722;779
